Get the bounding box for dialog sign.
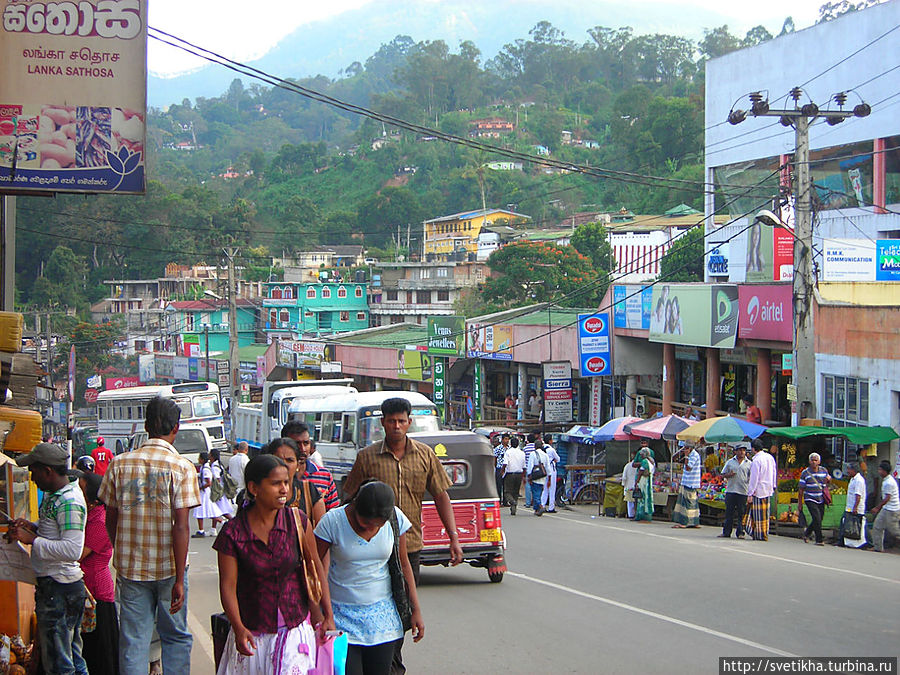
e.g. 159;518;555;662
577;313;611;377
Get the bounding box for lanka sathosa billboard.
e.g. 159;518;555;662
0;0;147;194
649;284;739;348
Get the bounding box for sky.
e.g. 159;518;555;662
147;0;830;76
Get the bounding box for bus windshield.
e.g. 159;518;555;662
192;394;221;418
359;412;440;447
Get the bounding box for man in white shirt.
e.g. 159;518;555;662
745;439;776;541
541;442;561;513
501;438;526;515
841;462;867;548
227;441;250;493
870;460;900;552
525;442;550;516
622;458;638;519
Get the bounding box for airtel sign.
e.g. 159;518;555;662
738;285;793;342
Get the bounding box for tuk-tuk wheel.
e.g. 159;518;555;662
488;569;504;583
487;555;505;583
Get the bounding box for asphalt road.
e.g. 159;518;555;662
185;506;900;674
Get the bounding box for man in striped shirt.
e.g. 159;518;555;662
282;421;340;510
522;432;540;508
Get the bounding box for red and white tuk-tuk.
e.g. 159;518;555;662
414;431;507;583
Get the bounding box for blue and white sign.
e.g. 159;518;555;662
577;313;611;377
612;286;652;329
542;361;573;423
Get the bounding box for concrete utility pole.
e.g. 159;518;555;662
728;88;870;421
225;247;239;446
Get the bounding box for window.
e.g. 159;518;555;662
437;290;450;302
337;286;347;298
822;374;870;461
340;311;349;322
283;286;293;299
271;287;283;299
357;312;366;321
421;268;431;279
386;290;398;301
307;287;316;299
416;291;431;304
268;309;278;326
322;287;331;299
355;286;363;298
436;268;448;277
280;310;289;324
304;311;314;318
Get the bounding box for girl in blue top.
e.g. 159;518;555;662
315;481;424;675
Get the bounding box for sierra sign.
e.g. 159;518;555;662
738;285;793;342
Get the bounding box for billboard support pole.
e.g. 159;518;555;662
0;196;14;312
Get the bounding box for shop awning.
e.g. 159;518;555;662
766;426;899;444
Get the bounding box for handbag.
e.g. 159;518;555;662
291;507;323;605
823;484;833;506
387;509;413;632
81;585;97;633
529;451;547;481
843;512;862;540
632;486;643;502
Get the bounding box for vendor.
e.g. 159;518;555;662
704;446;722;475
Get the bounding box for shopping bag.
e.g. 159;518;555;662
310;631;349;675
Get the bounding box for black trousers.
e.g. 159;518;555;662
391;550;421;674
804;500;825;543
495;469;505;504
349;639;403;675
503;472;524;513
82;600;120;675
722;492;747;537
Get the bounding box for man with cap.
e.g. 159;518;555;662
9;443;88;674
870;460;900;552
91;436;113;476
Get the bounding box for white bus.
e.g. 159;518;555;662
96;382;226;453
287;390;440;484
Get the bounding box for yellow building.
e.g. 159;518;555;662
423;208;530;257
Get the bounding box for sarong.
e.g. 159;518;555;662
743;496;770;541
672;486;699;526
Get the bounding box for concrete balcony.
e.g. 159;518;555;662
395;278;459;290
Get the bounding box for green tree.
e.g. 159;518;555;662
570;222;614;284
57;320;127;404
482;241;598;309
698;25;742;60
659;227;704;282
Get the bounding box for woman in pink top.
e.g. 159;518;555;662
79;472;119;675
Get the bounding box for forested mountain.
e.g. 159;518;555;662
16;17;802;313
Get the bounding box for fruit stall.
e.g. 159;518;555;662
766;425;899;532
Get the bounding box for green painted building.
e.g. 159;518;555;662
263;281;369;337
165;299;258;356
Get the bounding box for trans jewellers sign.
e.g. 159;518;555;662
738;285;793;343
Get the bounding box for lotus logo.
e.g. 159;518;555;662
747;296;760;326
583;316;605;333
584;356;607;373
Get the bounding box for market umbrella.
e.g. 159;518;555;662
591;416;642;441
675;415;767;444
624;415;696;441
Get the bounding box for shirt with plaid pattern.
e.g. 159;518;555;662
32;480;87;583
99;438;200;581
342;437;452;553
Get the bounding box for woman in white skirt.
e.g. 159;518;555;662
214;454;334;674
193;452;224;538
210;448;235;520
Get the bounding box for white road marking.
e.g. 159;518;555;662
545;512;900;585
507;570;797;657
188;607;216;663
